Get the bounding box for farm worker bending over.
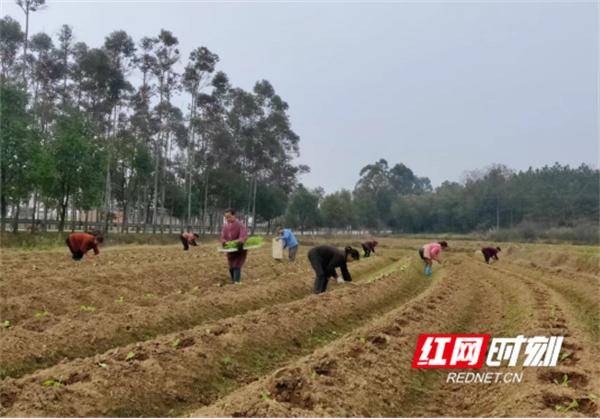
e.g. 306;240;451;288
220;208;248;284
307;245;360;294
361;240;378;257
66;232;103;260
418;241;448;276
276;227;299;261
481;246;501;264
180;232;199;251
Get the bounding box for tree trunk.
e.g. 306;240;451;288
30;191;38;233
12;203;20;233
121;201;129;233
103;159;111;234
42;204;48;232
70;201;76;232
186;94;196;230
496;197;500;231
251;177;258;235
202;172;209;235
151;143;160;233
0;192;6;233
58;195;69;233
21;9;30;85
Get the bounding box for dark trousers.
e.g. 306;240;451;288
483;254;497;264
66;238;84;260
229;267;241;283
288;245;298;261
362;244;371;257
180;235;189;251
308;250;328;294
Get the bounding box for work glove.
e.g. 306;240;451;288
237;241;244;251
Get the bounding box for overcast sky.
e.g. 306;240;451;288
1;0;598;191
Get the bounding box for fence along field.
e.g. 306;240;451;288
0;238;598;416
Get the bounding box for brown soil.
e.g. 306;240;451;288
1;239;598;417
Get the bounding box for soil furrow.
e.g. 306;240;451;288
0;258;430;417
1;247;401;379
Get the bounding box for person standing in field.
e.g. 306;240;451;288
180;232;199;251
481;246;501;264
220;209;248;284
361;240;378;257
307;245;360;294
418;241;448;276
66;232;104;260
276;227;299;261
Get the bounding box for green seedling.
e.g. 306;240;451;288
125;351;135;361
2;320;10;328
35;310;49;319
221;356;232;365
80;305;96;313
554;399;578;412
144;293;155;299
98;362;109;369
42;379;62;388
310;370;317;380
553;374;570;387
260;391;271;401
115;296;124;304
171;338;181;349
559;352;572;362
358;336;366;344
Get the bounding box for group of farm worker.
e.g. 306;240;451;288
64;209;501;294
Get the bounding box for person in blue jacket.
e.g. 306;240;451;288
276;227;299;261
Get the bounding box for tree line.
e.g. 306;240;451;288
1;1;305;234
285;160;599;239
1;2;597;239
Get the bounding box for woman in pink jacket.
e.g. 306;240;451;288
418;241;448;276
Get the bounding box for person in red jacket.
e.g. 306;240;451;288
180;232;199;251
65;232;103;260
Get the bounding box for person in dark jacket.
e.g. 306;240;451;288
66;232;104;260
307;245;360;294
481;246;501;264
361;240;378;257
180;232;199;251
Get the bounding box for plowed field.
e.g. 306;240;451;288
1;238;598;417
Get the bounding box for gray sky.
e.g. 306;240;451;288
1;0;598;191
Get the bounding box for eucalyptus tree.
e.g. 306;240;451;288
182;46;219;228
192;71;234;231
248;80;301;232
150;29;180;231
130;37;157;230
56;24;74;108
28;32;60;132
15;0;46;84
101;30;135;232
0;16;24;81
